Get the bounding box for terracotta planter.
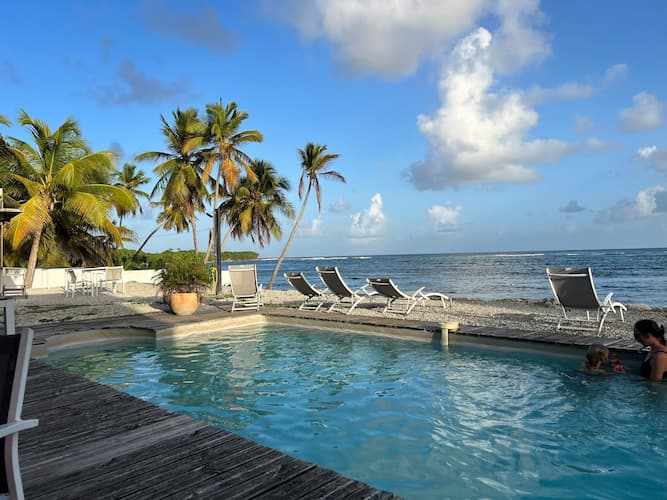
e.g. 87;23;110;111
169;292;199;316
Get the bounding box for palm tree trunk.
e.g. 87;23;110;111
192;216;199;257
203;156;225;264
203;229;214;265
267;183;311;289
220;224;233;254
24;227;43;288
131;222;165;261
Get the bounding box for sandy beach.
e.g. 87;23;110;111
10;282;663;340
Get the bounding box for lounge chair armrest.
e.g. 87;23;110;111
359;283;377;296
601;292;614;305
412;287;426;298
0;419;39;438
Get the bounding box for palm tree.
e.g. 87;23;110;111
114;162;150;226
0;114;11;165
136;108;208;255
202;100;263;263
218;159;294;252
267;143;345;289
1;111;136;286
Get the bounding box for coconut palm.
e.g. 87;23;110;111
136;108;208;255
0;114;11;165
1;111;136;286
202;100;263;263
218;159;294;251
114;162;150;226
267;143;344;289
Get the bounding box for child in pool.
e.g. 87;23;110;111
584;343;625;373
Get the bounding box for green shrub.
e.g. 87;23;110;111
154;257;213;295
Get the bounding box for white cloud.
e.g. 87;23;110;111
428;204;462;231
406;28;573;190
488;0;550;75
524;64;628;105
349;193;386;239
636;145;667;173
595;185;667;224
604;63;628;83
300;215;323;237
618;92;664;132
524;82;595;104
585;137;612;151
574;114;595;132
329;199;350;213
275;0;487;77
274;0;552;78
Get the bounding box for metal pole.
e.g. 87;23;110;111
214;206;222;295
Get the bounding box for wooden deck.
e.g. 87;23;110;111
20;360;399;499
16;305;642;498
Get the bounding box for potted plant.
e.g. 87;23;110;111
154;257;212;315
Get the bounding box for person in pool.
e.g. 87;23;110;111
634;319;667;381
584;343;625;373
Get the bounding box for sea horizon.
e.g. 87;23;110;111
243;248;667;308
258;245;667;261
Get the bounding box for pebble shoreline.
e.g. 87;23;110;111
11;283;665;340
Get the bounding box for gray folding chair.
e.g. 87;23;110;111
546;267;626;336
284;272;331;311
229;264;263;311
367;278;451;315
316;266;376;314
1;328;39;500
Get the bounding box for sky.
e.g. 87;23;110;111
1;0;667;257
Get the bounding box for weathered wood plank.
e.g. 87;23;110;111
258;466;346;499
28;427;235;499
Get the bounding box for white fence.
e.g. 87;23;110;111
29;268;231;289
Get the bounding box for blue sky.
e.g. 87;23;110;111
2;0;667;257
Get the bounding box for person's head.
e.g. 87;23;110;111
586;343;609;368
633;319;666;347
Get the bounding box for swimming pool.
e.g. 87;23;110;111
48;325;667;499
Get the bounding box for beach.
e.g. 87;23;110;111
12;282;662;340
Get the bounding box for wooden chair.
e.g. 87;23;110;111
0;329;38;500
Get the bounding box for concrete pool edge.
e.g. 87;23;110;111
29;308;643;362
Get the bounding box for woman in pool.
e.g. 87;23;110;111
634;319;667;381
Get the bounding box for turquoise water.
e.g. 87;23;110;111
49;326;667;499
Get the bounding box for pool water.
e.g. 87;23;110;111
48;325;667;499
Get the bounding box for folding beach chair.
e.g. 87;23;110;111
229;264;263;311
284;272;331;311
0;268;27;298
367;278;452;315
64;269;93;298
546;267;627;336
1;328;39;500
316;266;376;315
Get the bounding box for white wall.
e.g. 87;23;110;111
29;268;231;289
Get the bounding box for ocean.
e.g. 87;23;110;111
231;248;667;308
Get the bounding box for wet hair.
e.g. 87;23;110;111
586;343;609;367
633;319;666;346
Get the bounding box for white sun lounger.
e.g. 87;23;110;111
229;264;263;311
367;278;451;315
547;267;626;336
316;266;376;315
284;272;331;311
